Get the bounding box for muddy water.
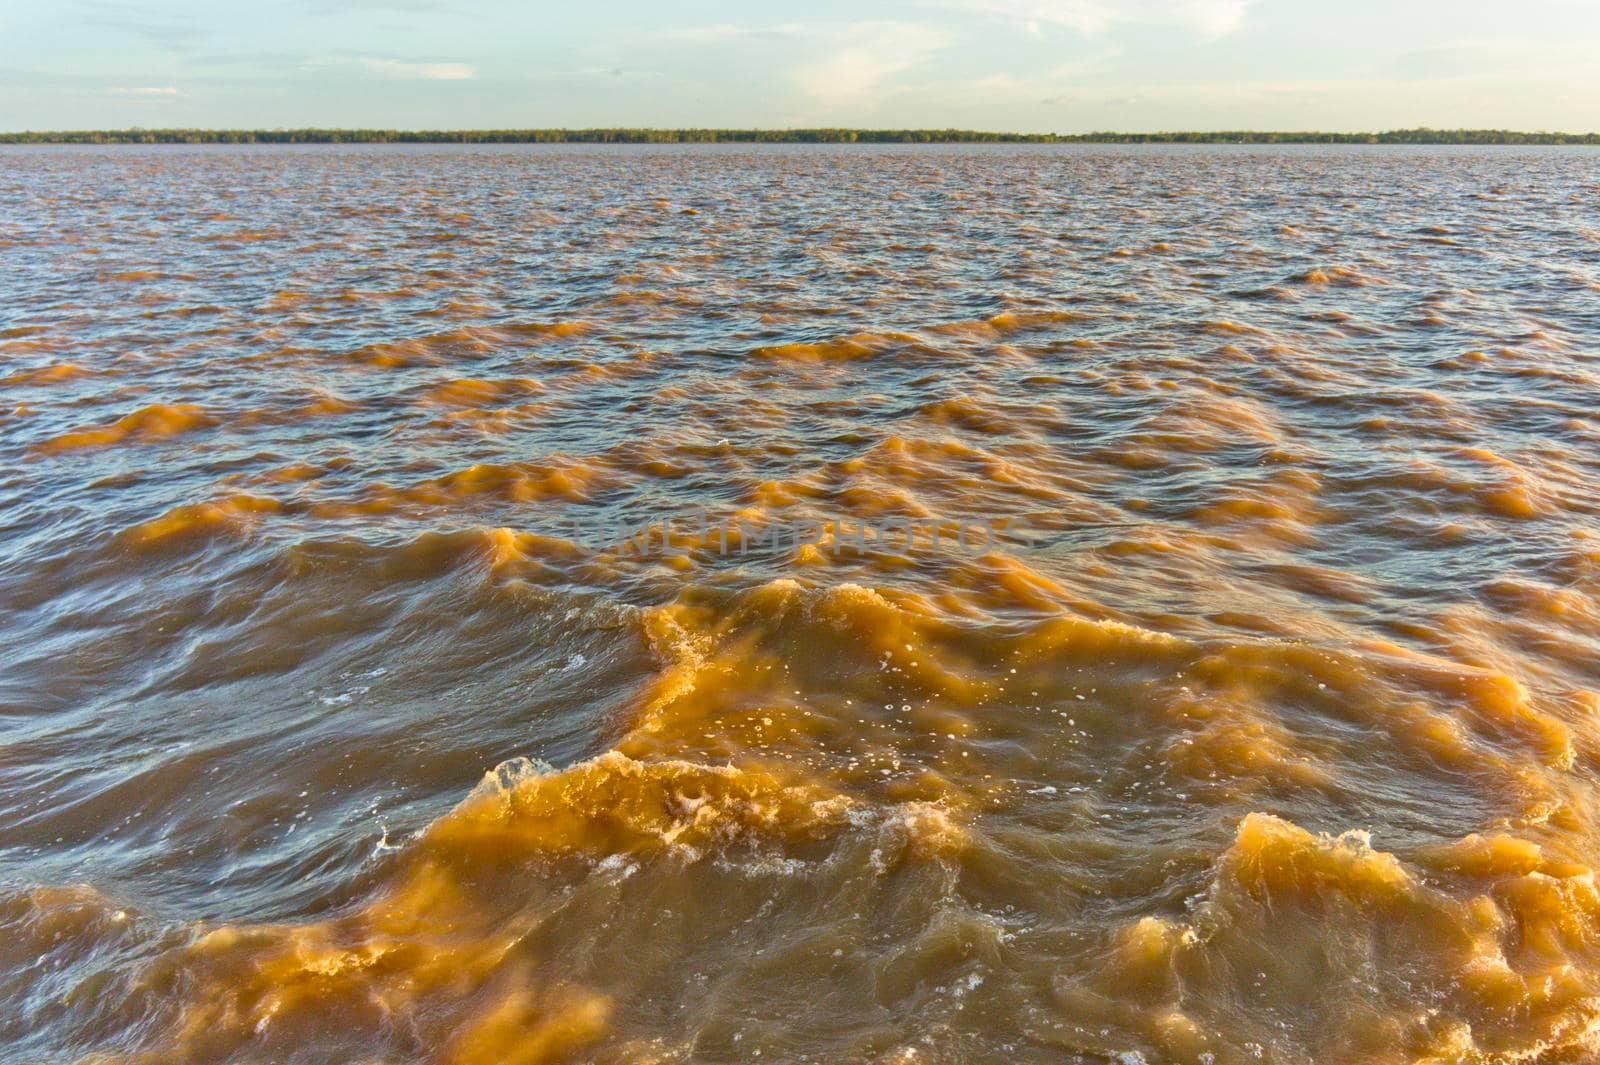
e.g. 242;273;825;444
1;144;1599;1064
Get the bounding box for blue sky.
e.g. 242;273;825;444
2;1;1598;131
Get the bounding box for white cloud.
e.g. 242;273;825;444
792;22;951;108
1171;0;1253;37
940;51;1120;108
362;59;476;80
941;0;1255;38
662;20;950;111
109;86;180;96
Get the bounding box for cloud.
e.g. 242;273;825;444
108;86;181;95
658;20;950;111
362;59;476;80
1168;0;1253;37
791;22;951;108
940;0;1255;38
951;51;1120;107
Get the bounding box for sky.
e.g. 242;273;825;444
2;1;1599;132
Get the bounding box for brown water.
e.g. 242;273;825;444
2;144;1599;1065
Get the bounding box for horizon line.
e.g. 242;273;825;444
3;126;1600;146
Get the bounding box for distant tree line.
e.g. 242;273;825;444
2;127;1597;145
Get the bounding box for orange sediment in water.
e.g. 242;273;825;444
35;402;214;452
2;144;1599;1064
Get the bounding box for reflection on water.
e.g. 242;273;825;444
2;144;1599;1064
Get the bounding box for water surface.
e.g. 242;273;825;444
2;144;1599;1064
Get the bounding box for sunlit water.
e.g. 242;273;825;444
2;144;1599;1064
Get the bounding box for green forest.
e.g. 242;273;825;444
2;127;1597;145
